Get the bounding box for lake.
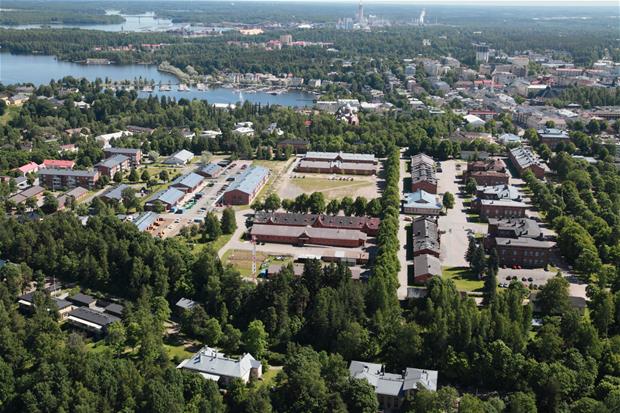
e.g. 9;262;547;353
0;53;316;107
1;12;175;32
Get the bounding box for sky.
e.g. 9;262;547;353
263;0;618;5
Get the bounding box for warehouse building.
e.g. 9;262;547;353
223;166;270;205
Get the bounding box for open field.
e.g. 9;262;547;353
0;105;19;125
278;175;380;200
222;249;270;277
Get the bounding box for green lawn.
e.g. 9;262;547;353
191;233;233;255
0;105;19;126
164;343;194;361
258;366;282;388
442;266;484;292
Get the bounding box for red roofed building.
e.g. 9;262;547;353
16;162;39;176
253;211;380;236
42;159;75;170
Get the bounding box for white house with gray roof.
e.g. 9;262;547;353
349;361;438;412
177;346;262;386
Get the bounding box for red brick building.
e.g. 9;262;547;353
103;147;142;167
478;199;528;220
96;155;130;178
250;224;367;248
463;158;509;186
223;166;270;205
509;147;548;179
253;211;380;236
410;153;437;194
488;237;554;268
38;169;100;190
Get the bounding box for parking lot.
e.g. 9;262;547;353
437;160;488;267
157;160;253;238
497;268;557;289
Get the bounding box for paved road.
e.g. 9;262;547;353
396;152;410;300
437;160;487;268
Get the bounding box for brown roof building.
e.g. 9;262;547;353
250;224;367;248
509;147;548;179
478;199;528;220
411;217;440;258
489;237;554;268
410;153;437;194
464;158;509;186
413;254;442;283
38;169;100;190
253;211;380;236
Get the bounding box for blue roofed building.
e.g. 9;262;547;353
402;190;443;215
163;149;194;165
100;184;130;203
197;163;224;178
223;166;270;205
145;187;185;211
170;172;204;193
133;211;160;232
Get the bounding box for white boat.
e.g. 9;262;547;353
142;85;154;92
178;83;190;92
159;84;172;91
196;83;208;91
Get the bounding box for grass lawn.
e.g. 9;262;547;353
290;177;373;198
0;105;19;126
259;366;282;388
164;343;194;362
442;266;484;292
191;233;232;255
86;340;112;354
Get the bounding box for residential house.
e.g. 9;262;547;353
41;159;75;170
177;346;262;386
67;307;120;335
99;184;131;203
349;361;438;413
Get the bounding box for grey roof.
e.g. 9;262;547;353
476;184;520;201
414;254;442;277
175;297;197;310
411;217;440;254
225;166;269;196
479;199;528;208
509;147;547;171
403;191;443;210
298;160;376;172
349;361;438;397
488;218;541;239
38;168;98;178
54;298;72;310
68;293;96;306
104;147;141;155
537;127;569;139
164;149;194;164
253;212;380;232
65;186;89;198
68;307;119;327
177;346;259;379
101;184;130;201
410;154;437;185
198;163;223;176
171;172;204;189
104;303;124;316
495;237;555;248
251;224;367;242
97;154;129;169
305;151;376;163
133;211;159;231
146;187;185;206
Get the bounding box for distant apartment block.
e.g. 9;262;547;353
38;169;100;190
103;147;142;166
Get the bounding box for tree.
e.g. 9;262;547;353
243;320;268;358
365;198;382;217
536;274;570;316
203;212;222;242
483;266;498;305
442;192;455;210
41;194;58;214
113;171;123;183
470;245;486;278
263;193;281;212
221;207;237;234
342;378;378;413
308;192;326;214
326;199;341;215
121;187;137;210
465;178;477;195
105;321;126;355
340;196;354;216
128;168;139;183
353;196;368;216
159;169;169;182
507;392;538;413
141;169;150;182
